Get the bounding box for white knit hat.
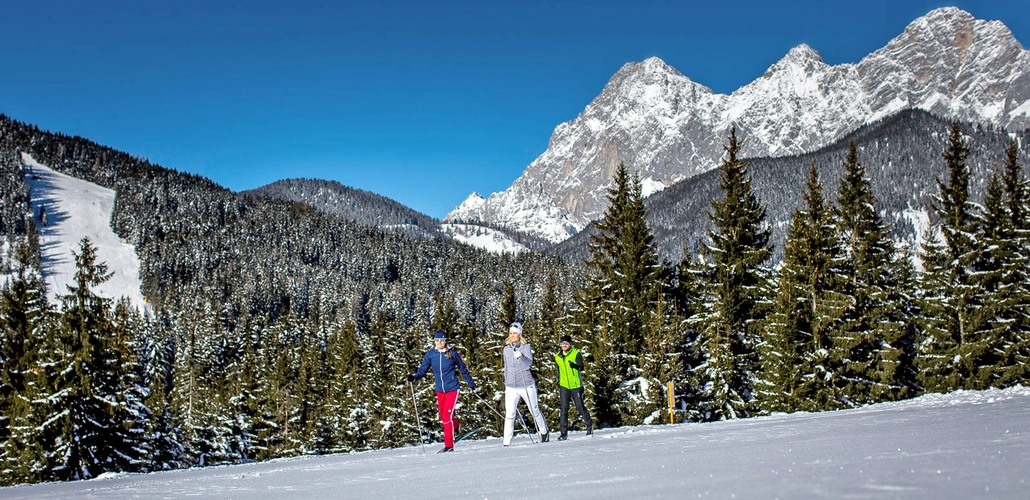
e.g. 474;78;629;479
509;322;523;335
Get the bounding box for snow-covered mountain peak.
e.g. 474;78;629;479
637;56;683;76
619;56;679;75
911;6;975;33
890;6;1018;56
606;55;707;98
759;43;830;84
460;191;484;206
783;43;824;65
444;191;486;223
448;7;1030;243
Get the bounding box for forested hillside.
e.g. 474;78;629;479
248;178;554;251
245;178;439;236
0;114;579;483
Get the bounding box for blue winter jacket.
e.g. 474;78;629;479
413;348;476;393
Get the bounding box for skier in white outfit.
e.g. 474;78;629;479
501;322;549;445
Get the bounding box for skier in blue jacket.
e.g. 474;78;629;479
408;330;476;453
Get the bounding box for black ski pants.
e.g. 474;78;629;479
559;386;592;436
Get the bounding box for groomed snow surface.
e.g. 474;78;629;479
3;386;1028;499
21;153;146;311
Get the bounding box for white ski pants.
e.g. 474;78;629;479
503;385;548;445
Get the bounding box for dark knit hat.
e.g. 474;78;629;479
560;335;572;344
434;330;447;340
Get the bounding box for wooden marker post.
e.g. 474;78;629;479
667;381;675;424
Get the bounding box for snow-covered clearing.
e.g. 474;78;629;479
439;223;528;254
4;386;1028;499
21;153;145;310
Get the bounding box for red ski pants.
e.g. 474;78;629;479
436;390;460;447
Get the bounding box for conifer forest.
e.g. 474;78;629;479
1;114;1028;485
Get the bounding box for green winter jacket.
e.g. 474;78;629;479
555;348;584;390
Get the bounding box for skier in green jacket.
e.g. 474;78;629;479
554;335;593;440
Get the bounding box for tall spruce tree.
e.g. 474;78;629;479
832;142;916;404
917;124;996;392
968;172;1024;388
692;128;772;420
570;163;669;427
759;164;843;413
998;140;1030;385
334;319;375;451
0;240;47;438
137;309;186;470
33;237;149;480
170;303;241;466
629;292;684;424
674;247;707;422
0;238;51;485
104;300;154;469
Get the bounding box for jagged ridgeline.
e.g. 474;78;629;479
0;114;578;334
552;110;1030;263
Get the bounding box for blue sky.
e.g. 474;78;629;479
3;1;1028;219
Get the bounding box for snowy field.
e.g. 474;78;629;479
21;153;146;310
3;386;1028;499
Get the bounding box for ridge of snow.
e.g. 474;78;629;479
21;153;146;311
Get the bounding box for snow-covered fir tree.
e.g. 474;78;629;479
917;124;1004;392
0;237;51;485
997;140;1030;385
30;238;151;480
759;164;844;413
831;142;918;405
569;164;671;427
690;128;773;421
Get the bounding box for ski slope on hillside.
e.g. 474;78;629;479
21;153;146;310
3;386;1028;499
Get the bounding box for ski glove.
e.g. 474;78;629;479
407;374;415;382
514;350;523;359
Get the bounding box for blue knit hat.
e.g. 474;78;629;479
433;330;447;340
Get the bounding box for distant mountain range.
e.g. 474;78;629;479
550;109;1030;264
447;7;1030;243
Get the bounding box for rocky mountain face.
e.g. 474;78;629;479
447;7;1030;243
550;110;1030;265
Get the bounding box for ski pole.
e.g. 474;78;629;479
473;391;505;419
515;406;536;444
409;379;427;456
